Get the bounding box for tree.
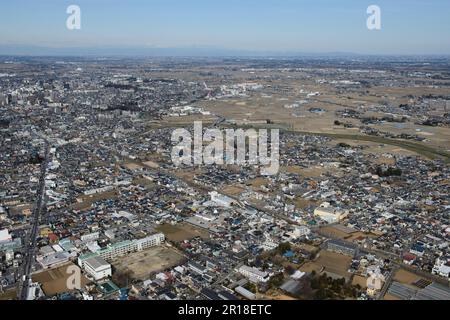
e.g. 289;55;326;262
112;270;133;288
246;282;257;293
276;242;291;255
285;265;295;275
337;142;351;148
375;166;402;177
268;273;285;289
331;280;342;293
310;277;319;289
314;288;327;300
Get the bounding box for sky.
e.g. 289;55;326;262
0;0;449;55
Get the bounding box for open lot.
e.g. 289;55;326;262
156;222;210;243
220;184;246;197
32;262;90;296
393;268;422;285
72;190;119;211
0;289;17;300
300;250;352;281
319;225;379;243
351;275;368;289
282;165;330;178
193;81;450;162
111;246;186;281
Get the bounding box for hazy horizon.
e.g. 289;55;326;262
1;0;450;56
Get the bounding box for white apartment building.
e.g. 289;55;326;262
238;265;270;283
81;232;100;242
136;233;165;251
79;233;165;263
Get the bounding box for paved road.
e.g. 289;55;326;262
377;265;399;300
17;142;49;300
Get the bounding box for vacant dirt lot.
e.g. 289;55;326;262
319;225;379;243
393;269;421;285
351;275;368;289
32;262;90;296
111;246;186;280
282;165;329;178
72;190;118;211
156;223;209;243
0;289;17;300
300;250;352;280
220;184;246;197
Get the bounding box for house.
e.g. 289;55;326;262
366;266;385;296
403;253;416;265
0;229;12;243
432;256;450;278
410;244;425;257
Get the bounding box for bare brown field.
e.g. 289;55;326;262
393;269;422;285
296;243;319;254
292;197;317;210
300;250;352;280
319;225;378;243
172;167;204;184
257;293;298;300
123;162;143;170
111;246;185;280
0;289;17;300
142;160;160;169
372;122;450;150
246;177;268;189
345;232;379;242
328;139;417;159
282;165;330;178
72;190;118;211
383;293;402;300
351;275;368;289
192;79;450;158
132;176;156;188
220;184;246;197
156;222;210;243
32;263;90;296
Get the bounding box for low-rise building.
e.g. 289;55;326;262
327;239;358;257
82;255;112;281
432;256;450;278
314;203;347;224
237;265;270;283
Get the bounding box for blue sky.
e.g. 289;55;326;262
0;0;449;54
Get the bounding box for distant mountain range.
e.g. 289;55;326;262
2;44;445;58
0;44;449;59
